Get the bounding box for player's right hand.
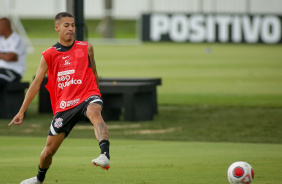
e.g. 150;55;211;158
8;112;24;126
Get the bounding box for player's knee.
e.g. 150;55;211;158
87;105;102;120
43;146;57;158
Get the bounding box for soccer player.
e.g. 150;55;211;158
9;12;110;184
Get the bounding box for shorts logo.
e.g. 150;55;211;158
60;99;80;109
54;118;63;128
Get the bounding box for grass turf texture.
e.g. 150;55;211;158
1;136;282;184
0;104;282;143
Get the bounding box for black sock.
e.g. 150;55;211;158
99;140;110;160
36;166;49;182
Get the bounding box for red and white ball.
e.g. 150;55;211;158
227;161;254;184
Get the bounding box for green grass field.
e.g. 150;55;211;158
0;19;282;183
1;137;282;184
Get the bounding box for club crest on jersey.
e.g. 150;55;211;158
74;49;84;57
54;118;63;128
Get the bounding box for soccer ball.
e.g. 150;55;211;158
227;161;254;184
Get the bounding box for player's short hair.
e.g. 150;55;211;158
54;12;74;24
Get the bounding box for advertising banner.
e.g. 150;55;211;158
141;14;282;44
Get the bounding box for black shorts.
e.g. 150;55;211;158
48;95;103;137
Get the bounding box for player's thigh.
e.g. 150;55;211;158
44;132;66;155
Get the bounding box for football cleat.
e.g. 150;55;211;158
20;176;42;184
92;154;110;170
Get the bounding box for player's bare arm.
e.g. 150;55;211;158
88;43;99;88
9;56;48;126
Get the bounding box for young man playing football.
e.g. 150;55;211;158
9;12;110;184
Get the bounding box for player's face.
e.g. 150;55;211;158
55;17;75;42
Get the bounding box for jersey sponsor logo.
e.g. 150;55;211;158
57;69;75;76
57;75;71;82
76;41;87;45
60;98;80;109
58;78;82;89
54;118;63;128
57;69;81;89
